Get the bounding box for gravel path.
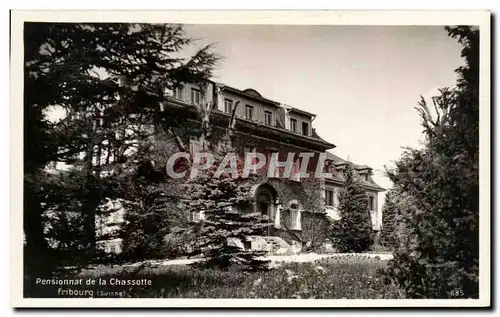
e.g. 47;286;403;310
266;252;393;263
126;252;393;267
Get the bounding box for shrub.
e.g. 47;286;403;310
161;228;199;259
331;165;374;253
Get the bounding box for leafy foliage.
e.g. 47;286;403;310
270;177;330;250
383;26;479;299
331;165;374;252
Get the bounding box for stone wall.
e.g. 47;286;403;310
267;178;331;251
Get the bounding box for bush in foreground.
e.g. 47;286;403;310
383;26;479;299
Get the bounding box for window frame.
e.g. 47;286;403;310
325;189;335;207
288;201;302;230
301;121;309;136
264;110;273;126
224;98;233;114
290;118;297;132
189;136;201;157
368;194;375;211
191;210;205;222
174;85;184;100
190;88;201;105
112;212;120;223
245;104;254;120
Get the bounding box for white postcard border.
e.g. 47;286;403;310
10;10;491;308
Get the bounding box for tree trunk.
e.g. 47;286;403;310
23;186;51;297
82;130;98;261
23;191;47;266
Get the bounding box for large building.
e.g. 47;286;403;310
94;78;385;255
128;80;385;254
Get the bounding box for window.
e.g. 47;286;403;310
266;149;280;178
289;202;301;230
191;210;205;222
174;85;184;100
368;195;375;211
224;99;233;114
290;118;297;132
264;111;272;126
302;122;309;136
191;211;201;222
325;189;334;207
112;212;120;223
190;88;201;105
245;105;254;120
189;136;201;156
244;147;258;173
291;157;301;182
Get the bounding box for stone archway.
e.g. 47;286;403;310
252;183;279;235
256;187;274;214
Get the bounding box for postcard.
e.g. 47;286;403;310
10;10;490;308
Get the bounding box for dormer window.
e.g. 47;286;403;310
301;122;309;136
328;162;336;174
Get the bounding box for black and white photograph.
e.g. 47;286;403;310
10;10;490;307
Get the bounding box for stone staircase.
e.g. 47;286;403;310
234;236;302;255
262;236;300;255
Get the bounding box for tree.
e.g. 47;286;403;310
332;164;374;252
295;177;328;251
380;189;398;248
384;26;479;298
182;110;271;270
119;128;189;260
184;159;271;270
24;23;218;271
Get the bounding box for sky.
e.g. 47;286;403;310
181;24;465;191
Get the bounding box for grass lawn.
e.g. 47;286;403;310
27;255;402;299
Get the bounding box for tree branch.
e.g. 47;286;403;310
226;101;240;138
168;127;187;153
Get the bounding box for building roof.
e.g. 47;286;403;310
325;152;370;169
216;83;281;107
217;82;317;118
289;107;316;118
324;151;385;192
311;128;333;146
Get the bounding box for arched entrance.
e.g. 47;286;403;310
256;187;274;215
252;183;279;235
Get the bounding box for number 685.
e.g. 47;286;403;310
450;289;464;297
